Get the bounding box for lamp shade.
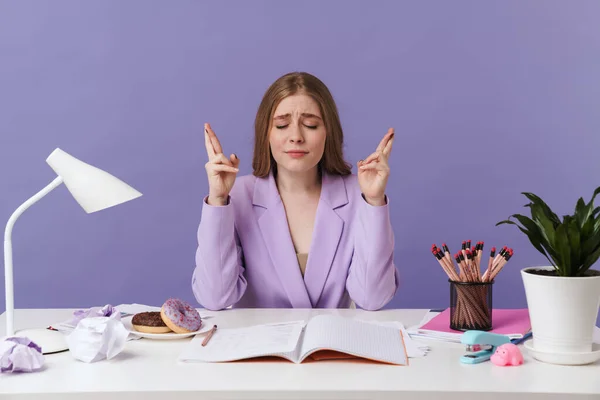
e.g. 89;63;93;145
46;148;142;213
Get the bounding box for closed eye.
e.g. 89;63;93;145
275;124;318;130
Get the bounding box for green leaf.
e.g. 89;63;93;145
496;219;515;226
579;186;600;232
521;204;561;257
581;214;596;238
554;223;572;276
582;229;600;255
521;192;561;225
575;187;600;229
582;247;600;274
566;217;581;274
575;197;588;228
499;186;600;276
530;202;556;247
499;214;556;267
589;186;600;206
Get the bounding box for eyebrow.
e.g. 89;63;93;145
273;113;322;121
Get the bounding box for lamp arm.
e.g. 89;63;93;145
4;176;64;336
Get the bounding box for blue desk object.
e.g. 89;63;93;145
511;331;533;345
460;330;511;364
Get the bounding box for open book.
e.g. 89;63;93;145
179;314;408;365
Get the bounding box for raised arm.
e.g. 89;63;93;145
192;123;246;310
346;128;399;310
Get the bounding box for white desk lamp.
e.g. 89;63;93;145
3;148;142;354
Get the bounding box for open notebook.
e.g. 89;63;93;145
179;314;408;365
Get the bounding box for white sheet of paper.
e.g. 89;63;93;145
298;315;408;365
179;321;305;363
50;304;162;340
352;319;428;358
114;303;161;315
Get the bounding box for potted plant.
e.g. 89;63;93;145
496;186;600;363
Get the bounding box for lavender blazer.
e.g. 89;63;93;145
192;171;400;311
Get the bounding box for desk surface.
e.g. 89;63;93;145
1;308;600;400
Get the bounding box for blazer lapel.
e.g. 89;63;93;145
303;172;348;306
254;172;312;308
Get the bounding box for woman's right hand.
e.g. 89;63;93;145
204;123;239;206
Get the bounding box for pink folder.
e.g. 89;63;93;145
420;308;531;337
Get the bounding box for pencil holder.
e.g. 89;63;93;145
449;280;493;331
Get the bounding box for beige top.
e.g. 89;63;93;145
296;253;308;276
296;252;356;308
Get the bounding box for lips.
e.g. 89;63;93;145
285;150;308;158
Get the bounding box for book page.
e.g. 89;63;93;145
298;315;408;365
353;319;429;358
267;327;306;363
178;321;304;363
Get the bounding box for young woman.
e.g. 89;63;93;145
193;72;399;310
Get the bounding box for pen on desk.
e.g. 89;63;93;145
202;325;217;346
511;331;532;345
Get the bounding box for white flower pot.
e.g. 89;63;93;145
521;266;600;359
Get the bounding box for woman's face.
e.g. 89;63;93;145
269;93;326;174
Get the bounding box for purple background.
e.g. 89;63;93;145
1;1;600;313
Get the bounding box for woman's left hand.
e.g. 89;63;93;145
357;128;394;206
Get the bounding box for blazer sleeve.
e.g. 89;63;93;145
346;195;400;310
192;196;247;310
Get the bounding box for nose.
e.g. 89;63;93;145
288;123;304;143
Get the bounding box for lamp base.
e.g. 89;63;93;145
15;328;69;354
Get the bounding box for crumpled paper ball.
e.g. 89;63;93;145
0;337;45;373
65;316;128;363
68;304;120;327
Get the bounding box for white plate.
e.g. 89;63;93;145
524;341;600;365
122;315;213;340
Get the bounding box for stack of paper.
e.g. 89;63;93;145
407;308;531;343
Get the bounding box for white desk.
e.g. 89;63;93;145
1;308;599;399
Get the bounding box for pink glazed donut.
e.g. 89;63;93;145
160;298;202;333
